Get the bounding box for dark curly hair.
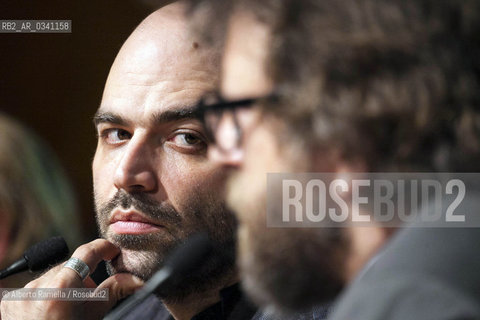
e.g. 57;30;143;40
189;0;480;171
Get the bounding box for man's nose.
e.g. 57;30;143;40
113;135;157;193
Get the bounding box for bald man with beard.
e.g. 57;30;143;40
0;2;263;319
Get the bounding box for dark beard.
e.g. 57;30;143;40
239;224;347;315
155;233;237;305
95;189;237;302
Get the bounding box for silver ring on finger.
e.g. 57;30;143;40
63;257;90;281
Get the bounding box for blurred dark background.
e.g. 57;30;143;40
0;0;159;241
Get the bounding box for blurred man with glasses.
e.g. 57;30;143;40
190;0;480;318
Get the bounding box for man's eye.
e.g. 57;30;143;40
101;129;132;144
167;132;207;153
171;133;202;146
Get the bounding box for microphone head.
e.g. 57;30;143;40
24;236;70;272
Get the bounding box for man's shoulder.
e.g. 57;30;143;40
328;272;480;320
328;226;480;320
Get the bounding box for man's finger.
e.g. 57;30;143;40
58;239;120;287
71;239;120;273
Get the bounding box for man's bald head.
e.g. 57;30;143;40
93;1;235;302
102;2;221;110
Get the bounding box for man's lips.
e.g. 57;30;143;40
109;209;164;235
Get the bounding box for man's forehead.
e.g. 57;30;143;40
98;63;213;128
98;76;209;119
110;35;214;81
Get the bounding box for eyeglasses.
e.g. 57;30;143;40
197;92;278;152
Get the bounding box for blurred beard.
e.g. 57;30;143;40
228;170;348;315
95;189;237;302
238;224;346;315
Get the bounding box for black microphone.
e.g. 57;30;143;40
104;233;213;320
0;236;69;279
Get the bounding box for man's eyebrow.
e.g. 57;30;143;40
92;106;202;129
151;105;202;124
93;111;129;127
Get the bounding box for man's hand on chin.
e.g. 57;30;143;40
0;239;144;320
